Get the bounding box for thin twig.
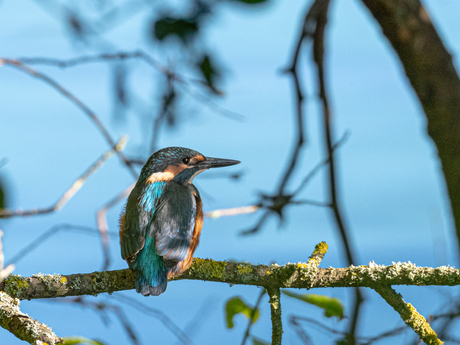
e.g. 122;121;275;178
174;297;214;345
112;294;194;345
290;315;407;344
0;136;128;218
0;230;14;282
48;297;140;345
5;224;118;267
97;183;134;271
205;199;331;220
0;58;137;177
293;131;349;196
241;288;266;345
310;0;363;341
239;133;346;235
239;0;335;236
205;205;261;219
18;51;244;121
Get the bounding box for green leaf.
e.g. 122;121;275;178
225;296;260;329
62;337;106;345
153;16;199;43
281;291;344;319
197;54;222;95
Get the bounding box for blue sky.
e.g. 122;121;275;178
1;0;460;344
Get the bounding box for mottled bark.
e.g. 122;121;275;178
374;285;443;345
0;292;63;345
1;259;460;301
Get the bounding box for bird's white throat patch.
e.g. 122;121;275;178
188;169;207;184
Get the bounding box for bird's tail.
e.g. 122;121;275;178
132;237;169;296
135;268;167;296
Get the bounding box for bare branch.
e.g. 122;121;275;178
49;296;140;345
5;224;117;267
112;294;194;345
18;51;244;121
0;230;14;283
309;0;364;341
0;136;128;218
97;183;134;270
241;288;266;345
204;205;260;219
0;58;137;177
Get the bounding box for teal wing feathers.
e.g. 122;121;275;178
151;183;196;268
120;181;165;262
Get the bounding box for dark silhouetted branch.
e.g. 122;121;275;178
19;51;243;122
310;0;363;342
360;0;460;258
241;288;266;345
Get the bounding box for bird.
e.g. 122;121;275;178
119;146;240;296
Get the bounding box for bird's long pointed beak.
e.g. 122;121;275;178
199;157;240;169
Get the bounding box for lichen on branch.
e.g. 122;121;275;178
1;259;460;301
0;291;62;345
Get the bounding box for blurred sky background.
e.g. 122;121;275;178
2;0;460;344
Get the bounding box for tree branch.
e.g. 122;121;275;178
373;285;443;345
360;0;460;255
267;287;282;345
0;58;137;177
1;245;458;344
2;257;460;300
0;291;63;345
0;136;128;219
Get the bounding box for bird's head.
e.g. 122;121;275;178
139;147;240;185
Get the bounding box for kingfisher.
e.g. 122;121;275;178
119;146;240;296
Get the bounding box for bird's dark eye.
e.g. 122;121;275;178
182;157;190;164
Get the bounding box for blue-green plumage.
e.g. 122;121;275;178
120;147;240;296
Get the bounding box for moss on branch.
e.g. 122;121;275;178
1;260;459;300
374;285;443;345
0;291;62;344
